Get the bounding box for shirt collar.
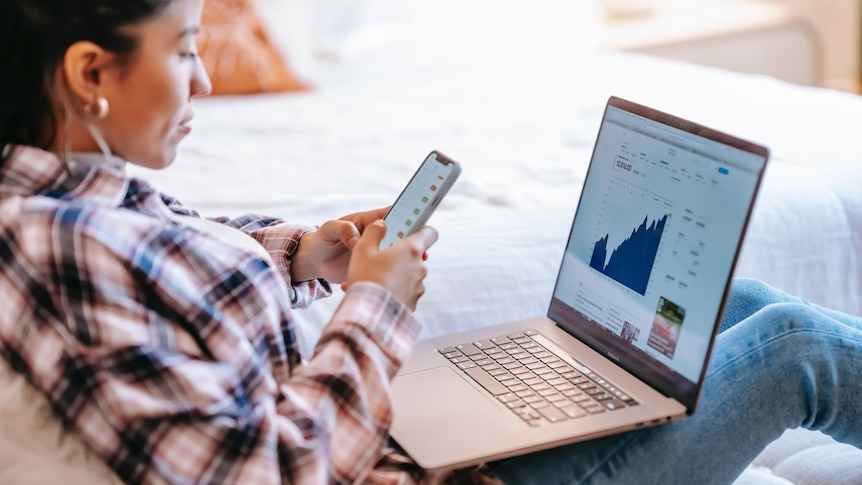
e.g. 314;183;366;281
0;146;129;207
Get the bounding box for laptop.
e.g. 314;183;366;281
389;96;770;471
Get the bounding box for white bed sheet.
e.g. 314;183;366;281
128;22;862;359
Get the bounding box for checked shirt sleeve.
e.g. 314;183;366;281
0;201;426;484
223;216;332;309
161;193;331;308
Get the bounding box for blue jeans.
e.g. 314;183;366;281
489;278;862;484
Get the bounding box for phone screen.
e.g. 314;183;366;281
380;151;460;249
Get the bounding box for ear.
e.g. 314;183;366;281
62;41;117;104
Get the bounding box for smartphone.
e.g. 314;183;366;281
379;150;461;249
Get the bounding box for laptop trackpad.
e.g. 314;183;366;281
392;366;502;425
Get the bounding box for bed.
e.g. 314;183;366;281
3;1;862;483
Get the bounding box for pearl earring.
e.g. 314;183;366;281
84;96;109;119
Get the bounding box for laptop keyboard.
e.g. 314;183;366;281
438;330;639;426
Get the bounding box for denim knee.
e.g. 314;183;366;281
721;278;783;332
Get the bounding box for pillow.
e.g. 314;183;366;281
198;0;308;95
0;358;123;484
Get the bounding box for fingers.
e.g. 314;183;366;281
339;206;390;228
322;219;361;250
354;220;387;255
406;226;439;254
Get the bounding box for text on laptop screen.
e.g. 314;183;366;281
549;103;767;402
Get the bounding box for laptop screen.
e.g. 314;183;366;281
548;96;768;411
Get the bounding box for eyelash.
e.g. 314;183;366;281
181;52;198;60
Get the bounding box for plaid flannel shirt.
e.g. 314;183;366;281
0;146;499;484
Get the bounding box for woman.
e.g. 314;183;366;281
0;1;859;484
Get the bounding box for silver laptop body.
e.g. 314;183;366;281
390;96;770;471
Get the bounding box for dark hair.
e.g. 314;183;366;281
0;0;174;162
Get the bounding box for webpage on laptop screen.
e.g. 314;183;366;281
552;105;764;390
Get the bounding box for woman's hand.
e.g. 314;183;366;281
290;207;389;283
344;220;438;310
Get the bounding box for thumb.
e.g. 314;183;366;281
355;220;387;254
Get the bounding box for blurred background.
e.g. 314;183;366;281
256;0;861;94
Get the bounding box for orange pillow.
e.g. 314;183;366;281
197;0;308;95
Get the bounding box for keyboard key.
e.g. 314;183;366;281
456;344;482;356
464;367;509;395
491;336;512;345
474;339;496;349
559;406;587;419
604;400;626;411
584;404;606;414
438;347;457;354
537;406;566;423
529;400;550;410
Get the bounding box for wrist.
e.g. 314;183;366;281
289;231;317;283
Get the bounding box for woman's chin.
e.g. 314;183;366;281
128;150;177;171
